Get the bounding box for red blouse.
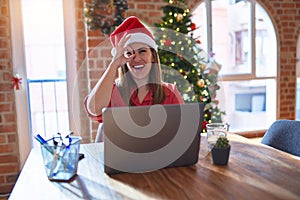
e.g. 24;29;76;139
84;82;184;123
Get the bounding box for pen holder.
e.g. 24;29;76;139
41;136;81;181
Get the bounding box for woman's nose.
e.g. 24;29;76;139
132;52;141;61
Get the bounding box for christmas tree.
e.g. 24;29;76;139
154;0;225;130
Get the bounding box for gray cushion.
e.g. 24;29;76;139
261;120;300;157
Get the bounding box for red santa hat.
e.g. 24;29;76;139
110;16;157;56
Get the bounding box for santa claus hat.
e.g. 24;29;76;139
110;16;157;56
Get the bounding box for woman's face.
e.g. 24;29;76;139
125;42;154;82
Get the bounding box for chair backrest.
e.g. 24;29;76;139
261;120;300;157
95;123;104;143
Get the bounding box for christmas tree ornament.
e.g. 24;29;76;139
191;23;196;31
197;79;205;88
176;13;183;22
164;38;172;46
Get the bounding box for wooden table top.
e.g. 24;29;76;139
9;134;300;200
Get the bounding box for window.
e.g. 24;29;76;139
193;0;277;132
21;0;69;144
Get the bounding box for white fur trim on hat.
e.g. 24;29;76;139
125;32;157;51
111;32;157;56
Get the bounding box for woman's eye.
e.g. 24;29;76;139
138;49;147;54
124;51;133;58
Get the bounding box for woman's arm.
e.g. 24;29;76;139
85;34;132;116
85;63;118;116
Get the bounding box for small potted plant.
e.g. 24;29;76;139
211;136;230;166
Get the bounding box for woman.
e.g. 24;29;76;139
84;16;184;141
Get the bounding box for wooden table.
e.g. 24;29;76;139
9;134;300;200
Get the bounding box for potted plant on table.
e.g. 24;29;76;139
211;136;230;166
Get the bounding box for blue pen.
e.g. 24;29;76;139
34;134;54;154
36;134;47;144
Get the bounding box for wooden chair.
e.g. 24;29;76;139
261;120;300;157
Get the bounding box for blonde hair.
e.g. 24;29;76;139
117;48;166;106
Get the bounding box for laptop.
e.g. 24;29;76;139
102;103;204;174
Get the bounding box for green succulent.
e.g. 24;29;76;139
214;137;229;148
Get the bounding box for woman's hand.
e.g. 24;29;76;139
111;33;132;67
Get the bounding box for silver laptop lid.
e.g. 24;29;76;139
103;103;204;174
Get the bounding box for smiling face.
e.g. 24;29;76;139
125;42;154;82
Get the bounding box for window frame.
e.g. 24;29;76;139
204;0;276;82
9;0;78;167
200;0;277;134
